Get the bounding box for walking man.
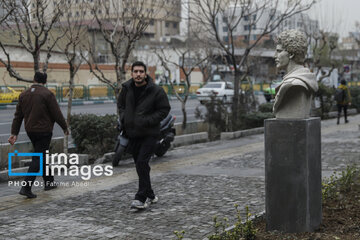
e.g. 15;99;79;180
118;61;170;209
8;72;69;198
335;79;352;124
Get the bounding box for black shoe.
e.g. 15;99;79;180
345;120;349;123
19;187;37;198
44;185;58;191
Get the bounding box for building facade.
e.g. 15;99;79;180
29;0;181;41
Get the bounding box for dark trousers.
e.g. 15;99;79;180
337;104;348;122
130;136;156;203
24;132;53;189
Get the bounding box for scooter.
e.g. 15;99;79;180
112;114;176;167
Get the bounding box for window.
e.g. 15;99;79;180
223;36;229;43
226;83;234;89
252;35;257;40
244;15;249;21
76;11;79;17
223;26;228;32
222;16;227;23
173;22;177;28
253;14;256;21
165;22;169;27
245;24;256;30
203;83;222;88
149;19;154;26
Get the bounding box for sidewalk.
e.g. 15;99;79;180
0;115;359;239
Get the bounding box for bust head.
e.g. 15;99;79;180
275;30;307;70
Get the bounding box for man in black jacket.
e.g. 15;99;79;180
118;61;170;209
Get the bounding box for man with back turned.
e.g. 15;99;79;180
8;72;69;198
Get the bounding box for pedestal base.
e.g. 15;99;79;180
265;118;322;232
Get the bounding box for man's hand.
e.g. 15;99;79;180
64;129;70;136
8;135;17;145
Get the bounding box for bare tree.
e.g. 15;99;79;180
82;0;171;100
195;46;217;84
190;0;315;129
352;21;360;47
303;29;339;82
55;0;87;153
155;44;208;129
0;0;64;82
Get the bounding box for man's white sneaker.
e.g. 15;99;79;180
130;200;148;209
146;196;158;204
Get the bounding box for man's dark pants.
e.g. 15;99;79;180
130;136;157;203
24;132;53;189
337;104;348;121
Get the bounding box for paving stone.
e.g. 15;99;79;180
0;115;359;239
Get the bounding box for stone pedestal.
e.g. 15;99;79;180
265;118;322;232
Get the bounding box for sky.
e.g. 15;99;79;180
180;0;360;39
307;0;360;38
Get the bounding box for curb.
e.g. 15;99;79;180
328;108;357;118
0;104;16;109
172;132;209;147
58;100;117;106
0;167;29;182
220;127;264;140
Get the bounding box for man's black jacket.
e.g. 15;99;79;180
117;76;171;138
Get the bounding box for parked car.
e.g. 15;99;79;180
0;86;21;104
196;81;235;104
263;81;282;102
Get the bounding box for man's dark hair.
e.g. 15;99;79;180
34;72;47;84
340;79;346;85
131;61;147;72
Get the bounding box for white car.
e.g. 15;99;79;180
196;81;234;104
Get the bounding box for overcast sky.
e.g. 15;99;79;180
307;0;360;38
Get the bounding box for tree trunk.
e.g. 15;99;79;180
33;45;41;72
232;70;241;130
181;101;187;130
64;71;75;154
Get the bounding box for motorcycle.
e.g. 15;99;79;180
112;114;176;167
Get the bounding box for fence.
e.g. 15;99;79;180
159;83;202;96
1;81;360;103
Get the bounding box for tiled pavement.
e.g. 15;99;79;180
0;115;359;240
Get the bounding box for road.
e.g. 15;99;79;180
0;99;205;143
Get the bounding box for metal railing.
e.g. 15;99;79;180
1;81;360;103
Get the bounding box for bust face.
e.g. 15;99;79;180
274;44;290;70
